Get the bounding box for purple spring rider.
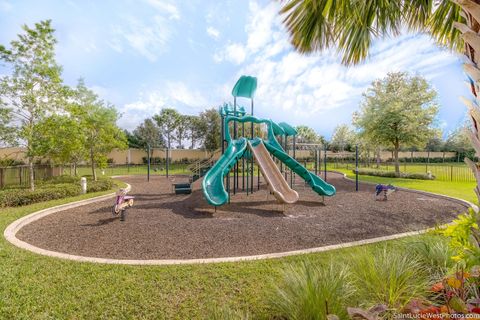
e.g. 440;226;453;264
375;184;396;201
112;188;135;221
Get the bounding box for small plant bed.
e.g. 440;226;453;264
0;176;115;207
353;168;435;180
15;172;467;260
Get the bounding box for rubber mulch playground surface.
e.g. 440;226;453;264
17;172;468;260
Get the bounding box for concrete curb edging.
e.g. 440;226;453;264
3;174;475;266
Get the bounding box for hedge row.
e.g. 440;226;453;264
353;168;435;180
0;177;115;207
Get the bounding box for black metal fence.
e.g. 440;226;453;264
0;165;63;189
328;160;475;182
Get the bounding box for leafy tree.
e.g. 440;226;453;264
132;118;164;157
0;20;67;190
353;72;438;175
445;124;475;160
33;114;87;175
330;124;355;152
184;115;206;149
0;107;15;147
175;115;190;149
124;130;142;149
296;125;325;145
199;108;221;152
71;79;127;181
153;108;181;152
425;129;445;152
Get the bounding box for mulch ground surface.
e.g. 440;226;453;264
17;172;468;260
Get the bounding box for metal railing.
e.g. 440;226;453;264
0;165;63;189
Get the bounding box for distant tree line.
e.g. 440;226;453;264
124;108;221;153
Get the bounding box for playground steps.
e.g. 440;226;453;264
174;183;192;195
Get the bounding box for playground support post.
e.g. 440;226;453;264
233;98;237;195
291;135;296;188
166;133;170;179
315;148;319;176
221;115;225;155
250;99;254;194
324;144;327;182
242;122;245;191
246;156;249;196
355;144;359;192
284;136;288;181
147;144;151;182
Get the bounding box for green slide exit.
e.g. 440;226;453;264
202;138;248;206
263;138;336;197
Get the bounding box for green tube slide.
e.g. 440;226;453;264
202;138;248;206
263;138;336;197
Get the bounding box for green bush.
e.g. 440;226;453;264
269;260;354;319
40;175;81;185
353;168;434;180
87;178;114;193
0;183;82;207
0;176;115;207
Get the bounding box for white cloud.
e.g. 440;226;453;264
144;0;180;20
165;81;208;107
214;42;247;65
108;0;180;61
118;82;210;131
206;26;220;40
110;15;173;62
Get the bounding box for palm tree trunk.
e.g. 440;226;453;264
454;0;480;202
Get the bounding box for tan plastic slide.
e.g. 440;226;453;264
248;140;299;204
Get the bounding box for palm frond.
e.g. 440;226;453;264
279;0;465;65
428;0;464;52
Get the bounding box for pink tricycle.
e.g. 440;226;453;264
112;188;134;221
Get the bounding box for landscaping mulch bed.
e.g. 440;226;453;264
16;172;468;260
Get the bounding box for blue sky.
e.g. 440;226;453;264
0;0;471;139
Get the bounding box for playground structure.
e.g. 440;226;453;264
375;184;396;201
202;76;336;207
112;188;135;221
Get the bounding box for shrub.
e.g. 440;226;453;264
348;246;429;309
353;168;434;180
0;183;82;207
0;176;115;207
87;178;114;193
438;208;480;268
269;260;354;319
40;175;80;185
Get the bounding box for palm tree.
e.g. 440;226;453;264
280;0;480;201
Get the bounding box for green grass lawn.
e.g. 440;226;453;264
328;167;477;204
0;173;475;318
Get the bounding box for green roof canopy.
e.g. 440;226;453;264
278;122;297;136
231;75;257;99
